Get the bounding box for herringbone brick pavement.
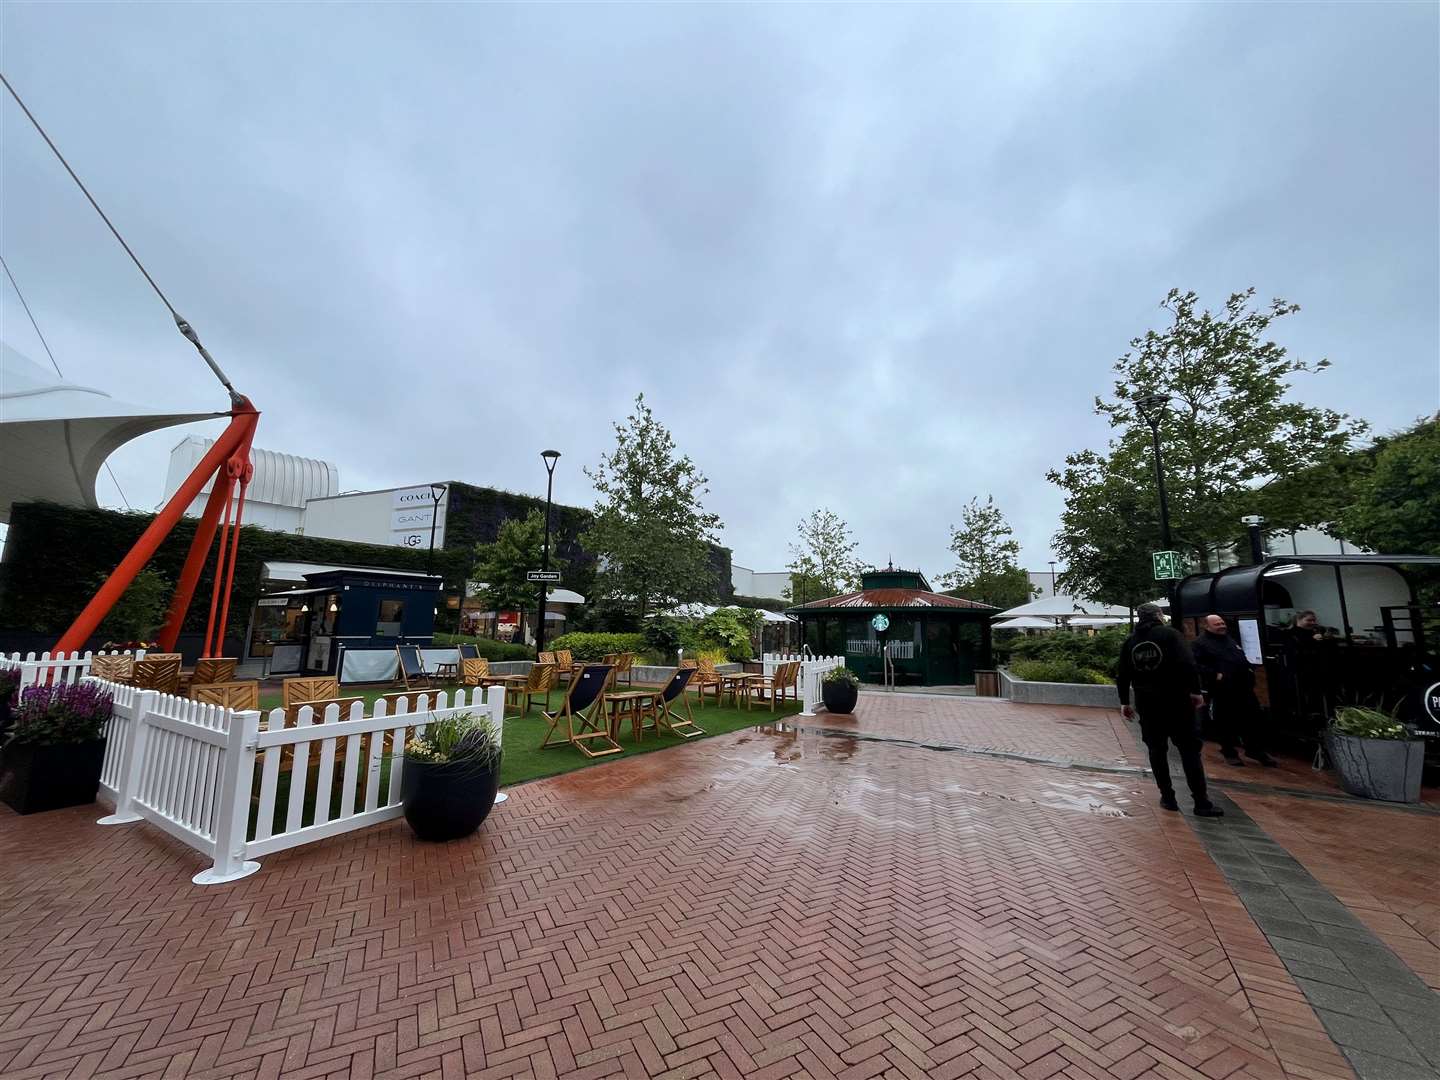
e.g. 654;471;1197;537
1;703;1361;1080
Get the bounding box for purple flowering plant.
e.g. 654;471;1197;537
6;682;115;746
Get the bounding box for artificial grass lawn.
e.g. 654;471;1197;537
254;683;803;790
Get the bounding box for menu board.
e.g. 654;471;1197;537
1237;619;1263;665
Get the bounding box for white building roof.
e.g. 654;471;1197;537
0;343;223;523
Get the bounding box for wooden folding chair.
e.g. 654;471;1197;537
395;644;431;690
132;654;182;695
750;661;800;711
614;651;636;687
282;676;339;710
89;654;134;683
190;680;261;711
537;651;556;665
181;656;239;695
459;655;490;685
555;649;576;688
689;656;721;708
541;664;619;757
507;662;557;717
655;667;704;738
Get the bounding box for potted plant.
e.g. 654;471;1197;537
400;713;502;841
0;681;115;815
821;667;861;714
1326;705;1425;803
0;667;20;743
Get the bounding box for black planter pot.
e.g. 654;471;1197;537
0;739;107;815
401;756;501;842
821;680;859;714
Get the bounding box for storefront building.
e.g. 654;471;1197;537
788;568;995;686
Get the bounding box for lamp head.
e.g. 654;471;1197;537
541;449;561;474
1133;392;1170;425
429;482;448;502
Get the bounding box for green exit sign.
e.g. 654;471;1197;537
1152;551;1184;580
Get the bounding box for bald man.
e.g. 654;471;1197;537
1192;614;1276;767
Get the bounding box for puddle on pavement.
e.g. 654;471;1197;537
942;778;1133;817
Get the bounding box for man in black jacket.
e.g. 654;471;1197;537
1193;614;1277;767
1118;604;1223;816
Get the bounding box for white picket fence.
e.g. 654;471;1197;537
761;653;845;715
91;680;506;885
1;650;145;690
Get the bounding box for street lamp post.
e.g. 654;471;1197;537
1134;393;1174;600
427;483;448;577
536;450;560;655
1048;560;1057;597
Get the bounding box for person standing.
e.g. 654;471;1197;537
1193;614;1277;768
1118;603;1224;817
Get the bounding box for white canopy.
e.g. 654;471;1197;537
992;616;1060;630
0;343;224;523
995;594;1131;619
660;602;795;624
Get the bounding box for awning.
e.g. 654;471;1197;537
0;342;226;523
262;560;435;583
992;616;1060;630
995;595;1130;619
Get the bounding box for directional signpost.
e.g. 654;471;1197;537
526;570;562;584
1151;551;1184;581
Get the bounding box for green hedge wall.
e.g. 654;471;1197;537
0;501;469;640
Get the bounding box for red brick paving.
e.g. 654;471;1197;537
0;696;1395;1080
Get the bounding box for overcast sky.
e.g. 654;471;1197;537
3;3;1437;582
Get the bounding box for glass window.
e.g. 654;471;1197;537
376;599;405;637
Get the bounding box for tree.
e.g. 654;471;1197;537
1335;417;1440;556
584;394;723;621
785;508;865;604
1049;287;1365;596
941;496;1036;608
95;567;171;644
471;510;566;638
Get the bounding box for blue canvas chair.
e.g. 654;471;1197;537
541;664;619;758
394;644;432;690
656;667;704;739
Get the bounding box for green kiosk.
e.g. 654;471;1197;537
788;567;996;686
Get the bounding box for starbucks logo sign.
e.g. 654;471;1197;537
871;613;890;633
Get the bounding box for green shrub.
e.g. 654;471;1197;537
431;633;534;661
694;607;761;662
1004;627;1128;678
1008;659;1113;685
548;631;646;660
822;666;860;687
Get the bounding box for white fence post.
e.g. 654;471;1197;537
193;708;262;886
98;688;159;825
486;685;509;805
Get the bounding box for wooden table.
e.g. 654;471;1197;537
718;672;762;709
605;690;661;741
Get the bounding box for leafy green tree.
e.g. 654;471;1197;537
1335;417;1440;555
941;496;1035;608
471;510;565;638
786;508;864;605
95;567;171;644
584;394;723;621
1050;288;1366;595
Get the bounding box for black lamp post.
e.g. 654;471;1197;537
427;482;448;577
1134;393;1174;598
1048;560;1057;597
536;450;560;654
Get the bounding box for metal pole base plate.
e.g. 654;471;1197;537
192;861;261;886
97;812;144;826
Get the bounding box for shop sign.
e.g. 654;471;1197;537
1425;682;1440;726
871;613;890;632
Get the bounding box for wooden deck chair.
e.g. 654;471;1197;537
656;667;704;738
182;656;238;694
507;662;557;717
132;654;182;695
537;651;556;665
190;680;260;711
282;676;339;710
89;654;134;683
615;651;636;687
541;664;619;757
750;661;799;711
395;644;431;689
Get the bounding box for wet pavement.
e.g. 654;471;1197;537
1;692;1435;1079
